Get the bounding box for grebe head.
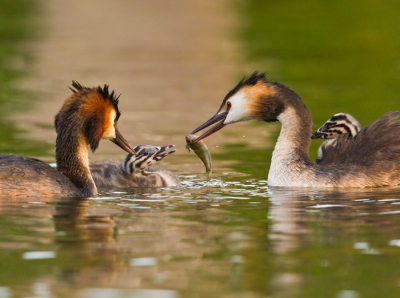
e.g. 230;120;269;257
55;81;135;155
311;113;362;140
191;72;300;142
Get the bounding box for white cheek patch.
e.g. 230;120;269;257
224;91;251;124
102;109;117;139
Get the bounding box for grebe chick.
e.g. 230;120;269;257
311;113;362;164
90;144;180;188
190;72;400;188
0;81;135;198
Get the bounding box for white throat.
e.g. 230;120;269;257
268;106;312;186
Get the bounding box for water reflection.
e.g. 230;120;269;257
2;181;400;297
267;187;400;298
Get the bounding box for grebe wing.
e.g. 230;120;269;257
0;154;79;197
318;111;400;167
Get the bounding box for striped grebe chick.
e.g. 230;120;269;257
90;144;180;188
0;81;136;198
190;72;400;188
311;113;362;164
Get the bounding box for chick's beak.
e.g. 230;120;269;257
190;111;228;143
311;130;328;139
110;128;136;155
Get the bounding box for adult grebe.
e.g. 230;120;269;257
311;113;362;164
190;72;400;188
0;81;136;198
90;144;180;188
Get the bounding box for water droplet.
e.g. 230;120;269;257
130;257;157;266
336;290;360;298
389;239;400;247
231;255;244;264
23;251;56;260
354;242;369;250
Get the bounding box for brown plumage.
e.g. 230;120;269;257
319;112;400;166
90;145;180;188
0;81;135;198
190;72;400;188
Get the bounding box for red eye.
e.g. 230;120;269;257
227;101;232;109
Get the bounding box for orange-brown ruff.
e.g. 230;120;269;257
0;81;135;198
190;72;400;188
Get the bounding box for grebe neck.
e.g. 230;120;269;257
56;132;97;197
268;105;314;186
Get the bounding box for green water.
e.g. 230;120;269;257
0;0;50;156
2;184;400;298
2;0;400;297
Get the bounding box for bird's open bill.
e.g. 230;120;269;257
190;111;228;143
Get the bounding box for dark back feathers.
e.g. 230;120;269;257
319;111;400;167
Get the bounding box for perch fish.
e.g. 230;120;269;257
185;134;212;181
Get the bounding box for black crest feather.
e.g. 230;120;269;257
96;84;121;119
69;80;85;93
218;71;267;113
68;81;121;120
96;84;120;106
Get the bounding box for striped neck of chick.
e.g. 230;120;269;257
123;145;175;175
311;113;362;140
311;113;362;164
89;145;179;188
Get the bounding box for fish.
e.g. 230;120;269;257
185;134;212;181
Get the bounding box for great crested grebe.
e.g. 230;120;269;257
190;72;400;188
0;81;136;198
311;113;362;164
90;144;180;188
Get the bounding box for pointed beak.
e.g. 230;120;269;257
190;111;228;143
110;129;136;155
311;131;324;139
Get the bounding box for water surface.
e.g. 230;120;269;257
2;0;400;297
2;171;400;297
